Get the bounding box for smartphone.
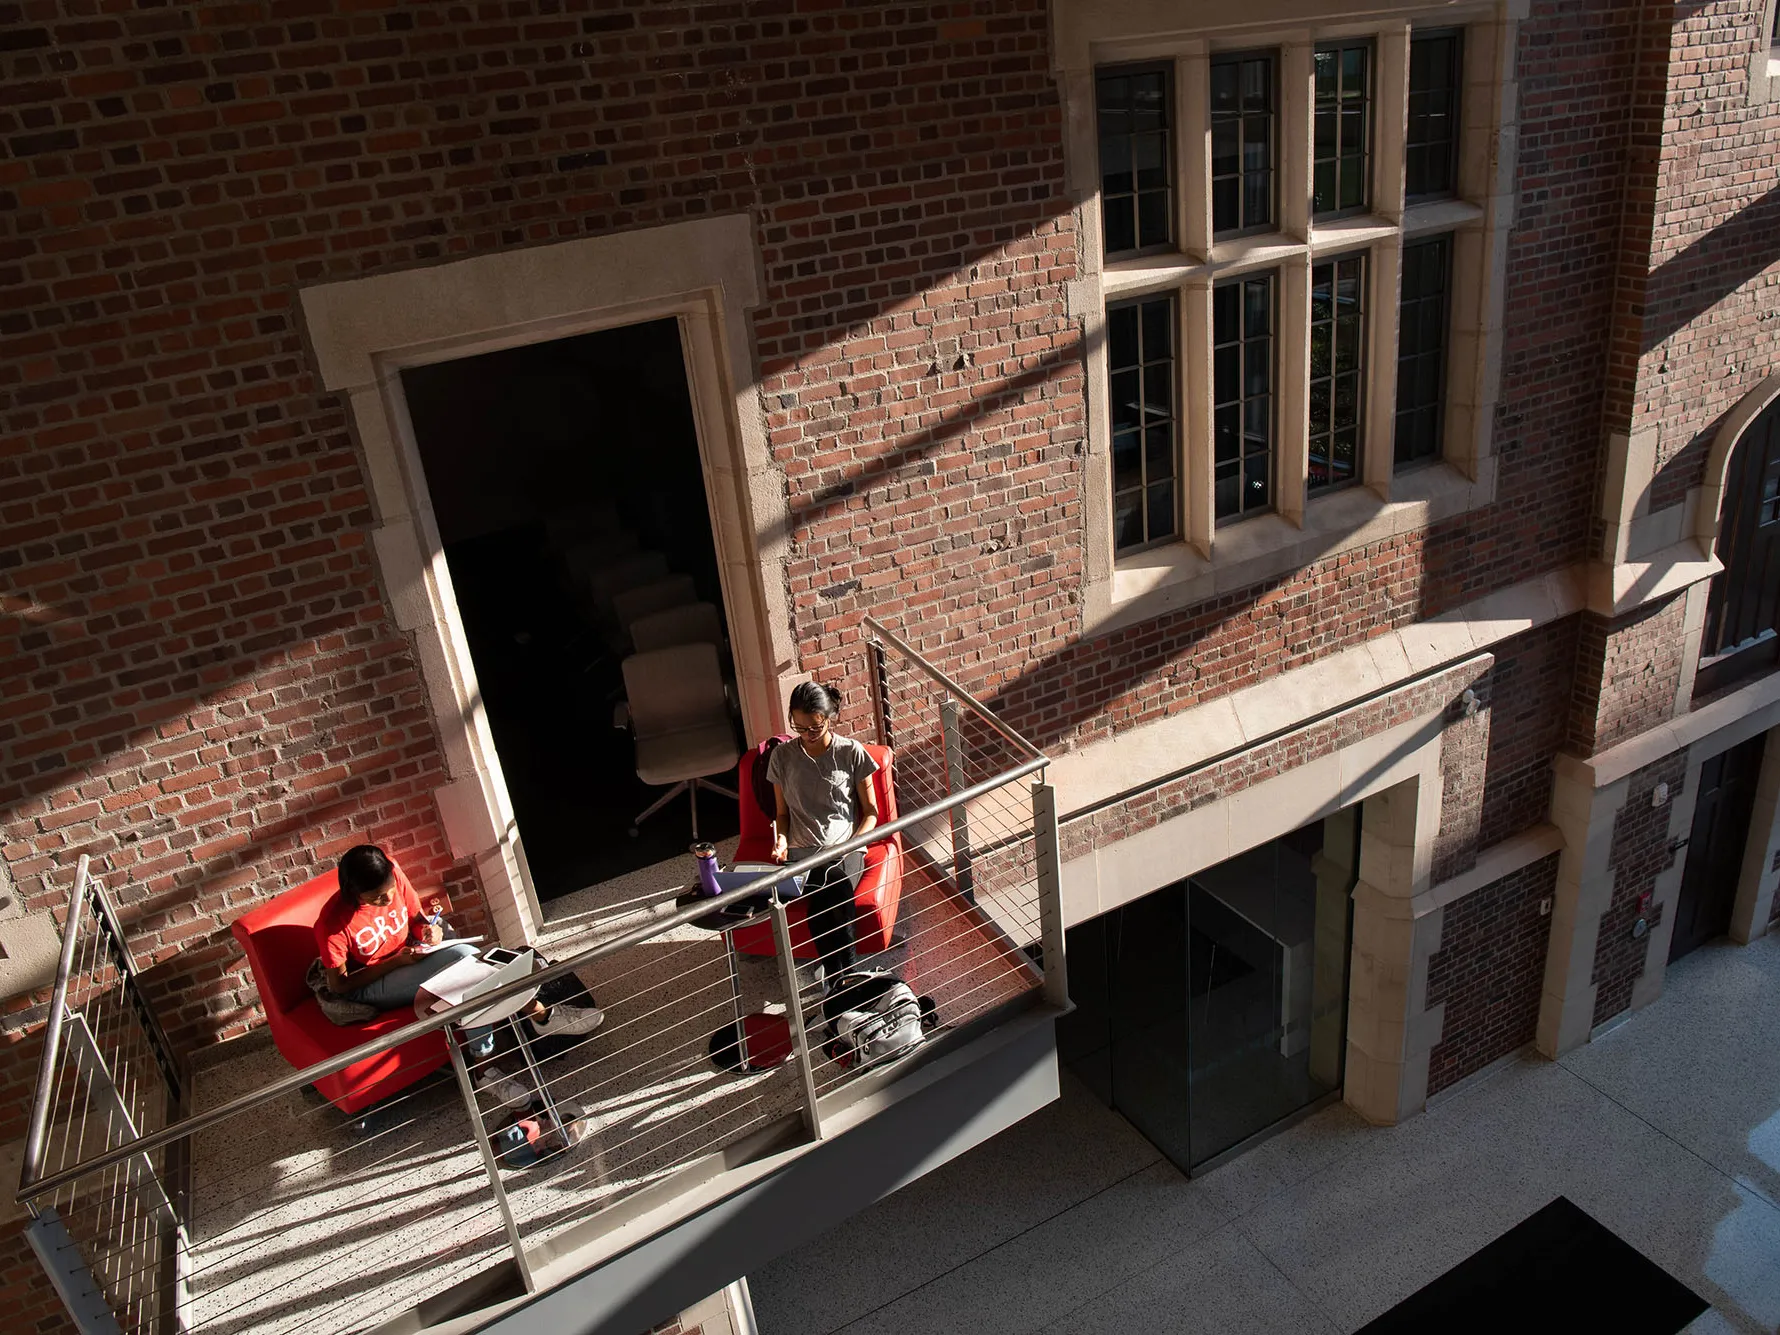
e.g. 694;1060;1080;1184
483;946;523;968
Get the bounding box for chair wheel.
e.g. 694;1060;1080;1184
628;826;640;838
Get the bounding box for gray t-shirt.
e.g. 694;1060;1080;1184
766;734;880;851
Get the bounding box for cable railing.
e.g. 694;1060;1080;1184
15;617;1064;1335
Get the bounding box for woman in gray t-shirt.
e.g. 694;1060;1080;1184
766;682;880;1015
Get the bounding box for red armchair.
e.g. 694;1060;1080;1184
727;737;904;960
230;869;449;1116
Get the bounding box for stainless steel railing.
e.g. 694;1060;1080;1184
16;621;1063;1335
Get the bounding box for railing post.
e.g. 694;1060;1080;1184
444;1027;536;1294
21;855;91;1197
867;639;893;749
771;900;824;1140
940;698;976;903
1031;779;1069;1010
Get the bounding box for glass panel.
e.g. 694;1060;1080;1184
1212;53;1275;234
1142;299;1173;359
1113;431;1142;491
1406;32;1461;198
1310;253;1366;494
1111;370;1141;431
1109;304;1138;367
1394;234;1451;469
1213;271;1275;520
1215;406;1240;463
1099;66;1173;253
1185;815;1358;1169
1147;480;1177;541
1146;424;1173;476
1215;463;1241;519
1215;345;1240;404
1313;41;1370;216
1108;881;1192;1170
1114;492;1144;550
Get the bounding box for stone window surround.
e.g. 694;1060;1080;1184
1750;0;1780;106
298;215;791;944
1059;0;1523;638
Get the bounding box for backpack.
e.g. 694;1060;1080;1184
750;736;787;824
822;971;939;1072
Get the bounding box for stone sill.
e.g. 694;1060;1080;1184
1101;461;1489;637
1558;665;1780;794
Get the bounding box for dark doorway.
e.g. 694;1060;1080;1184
1670;733;1766;962
1056;809;1359;1172
1696;397;1780;697
401;318;740;899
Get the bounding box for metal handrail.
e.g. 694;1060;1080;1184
19;854;91;1195
863;615;1047;762
16;752;1049;1204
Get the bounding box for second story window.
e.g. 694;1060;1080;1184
1313;41;1371;216
1211;53;1275;235
1213;273;1275;521
1407;32;1462;198
1309;254;1366;494
1395;234;1452;469
1110;296;1179;553
1098;67;1173;256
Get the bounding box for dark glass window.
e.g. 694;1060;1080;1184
1213;273;1274;521
1098;68;1172;255
1394;235;1452;469
1313;42;1371;215
1110;297;1178;553
1211;53;1275;235
1310;254;1366;494
1406;32;1462;199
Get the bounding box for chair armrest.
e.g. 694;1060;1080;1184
613;700;630;730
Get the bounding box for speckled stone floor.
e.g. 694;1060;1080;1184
751;932;1780;1335
179;848;1035;1335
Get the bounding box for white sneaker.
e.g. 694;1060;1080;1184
474;1066;533;1111
533;1004;605;1038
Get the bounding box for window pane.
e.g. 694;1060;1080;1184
1213;271;1275;521
1110;294;1179;552
1313;41;1371;216
1098;67;1173;254
1406;32;1461;198
1394;234;1452;468
1212;53;1275;234
1310;252;1367;495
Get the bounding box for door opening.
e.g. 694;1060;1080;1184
1056;807;1359;1172
401;317;741;899
1670;734;1766;962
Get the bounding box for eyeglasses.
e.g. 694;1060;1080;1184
789;720;830;735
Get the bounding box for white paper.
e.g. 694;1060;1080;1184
414;957;497;1012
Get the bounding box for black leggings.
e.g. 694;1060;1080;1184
794;847;865;1015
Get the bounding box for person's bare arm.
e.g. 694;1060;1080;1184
853;777;879;840
772;783;791;863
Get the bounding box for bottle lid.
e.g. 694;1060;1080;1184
689;841;716;858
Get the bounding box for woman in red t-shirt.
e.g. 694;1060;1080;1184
317;846;603;1042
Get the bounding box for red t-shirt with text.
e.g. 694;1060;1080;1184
314;865;426;972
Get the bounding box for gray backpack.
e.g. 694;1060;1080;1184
823;971;939;1071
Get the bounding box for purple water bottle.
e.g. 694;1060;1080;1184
691;842;721;897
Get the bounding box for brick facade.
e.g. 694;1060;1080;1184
1426;851;1561;1096
1591;752;1686;1026
1568;594;1689;757
1478;618;1579;849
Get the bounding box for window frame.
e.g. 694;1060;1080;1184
1393;231;1455;473
1308;250;1369;496
1212;269;1279;523
1311;38;1375;220
1209;49;1280;240
1108;293;1184;556
1076;11;1514;629
1405;28;1464;202
1096;62;1177;259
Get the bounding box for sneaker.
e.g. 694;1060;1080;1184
474;1066;534;1111
532;1004;605;1038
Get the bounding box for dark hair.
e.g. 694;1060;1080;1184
788;681;842;718
336;844;394;904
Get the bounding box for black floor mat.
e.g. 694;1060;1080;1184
1356;1196;1707;1335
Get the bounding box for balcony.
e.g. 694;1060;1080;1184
14;617;1066;1335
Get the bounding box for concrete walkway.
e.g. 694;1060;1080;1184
750;934;1780;1334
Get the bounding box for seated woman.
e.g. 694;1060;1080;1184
765;683;881;1019
316;845;603;1048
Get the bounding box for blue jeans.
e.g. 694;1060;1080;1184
345;941;495;1054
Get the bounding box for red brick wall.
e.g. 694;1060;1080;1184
1592;752;1685;1026
1431;675;1491;887
1567;593;1688;757
1478;617;1580;847
1426;850;1560;1096
1632;1;1780;512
